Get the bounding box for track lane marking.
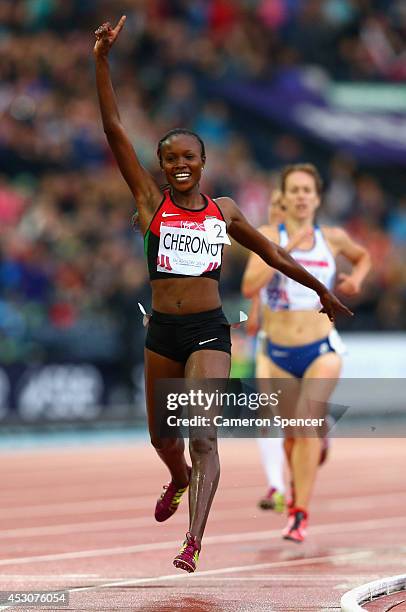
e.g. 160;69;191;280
0;516;404;567
0;551;373;610
0;488;405;522
0;574;381;582
2;489;406;539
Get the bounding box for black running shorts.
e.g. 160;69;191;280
145;307;232;363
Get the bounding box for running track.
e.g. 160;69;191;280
0;438;405;611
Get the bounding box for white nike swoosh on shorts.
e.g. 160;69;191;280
198;338;219;345
162;212;180;217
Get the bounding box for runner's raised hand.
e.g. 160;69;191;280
94;15;126;57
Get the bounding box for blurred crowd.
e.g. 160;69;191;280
1;0;405;367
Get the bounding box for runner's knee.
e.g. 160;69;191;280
189;437;217;456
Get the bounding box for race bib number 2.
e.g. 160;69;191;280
203;218;231;245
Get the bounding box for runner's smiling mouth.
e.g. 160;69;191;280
174;173;192;182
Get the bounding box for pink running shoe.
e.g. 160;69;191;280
154;467;191;523
173;532;201;573
282;508;308;543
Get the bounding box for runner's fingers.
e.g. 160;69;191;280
114;15;126;33
336;300;353;316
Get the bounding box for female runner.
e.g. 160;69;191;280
242;163;370;542
94;18;352;569
246;190;312;513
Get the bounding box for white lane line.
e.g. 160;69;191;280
0;497;149;519
0;485;268;519
0;574;380;583
0;551;372;611
0;492;406;540
0;516;404;567
142;574;379;582
0;487;406;519
60;551;375;594
0;507;257;540
0;519;142;540
0;575;99;579
0;469;390;500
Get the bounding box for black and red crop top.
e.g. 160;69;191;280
144;190;227;281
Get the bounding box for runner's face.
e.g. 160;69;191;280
283;171;320;221
160;135;203;192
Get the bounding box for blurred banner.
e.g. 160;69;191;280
1;333;404;427
217;71;406;163
0;362;145;426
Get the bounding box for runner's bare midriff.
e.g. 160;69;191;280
263;308;333;345
151;277;222;314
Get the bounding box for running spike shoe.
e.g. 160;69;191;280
282;508;308;543
173;532;201;573
258;487;286;513
154;467;191;523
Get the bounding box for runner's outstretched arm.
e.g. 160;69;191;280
218;198;353;323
